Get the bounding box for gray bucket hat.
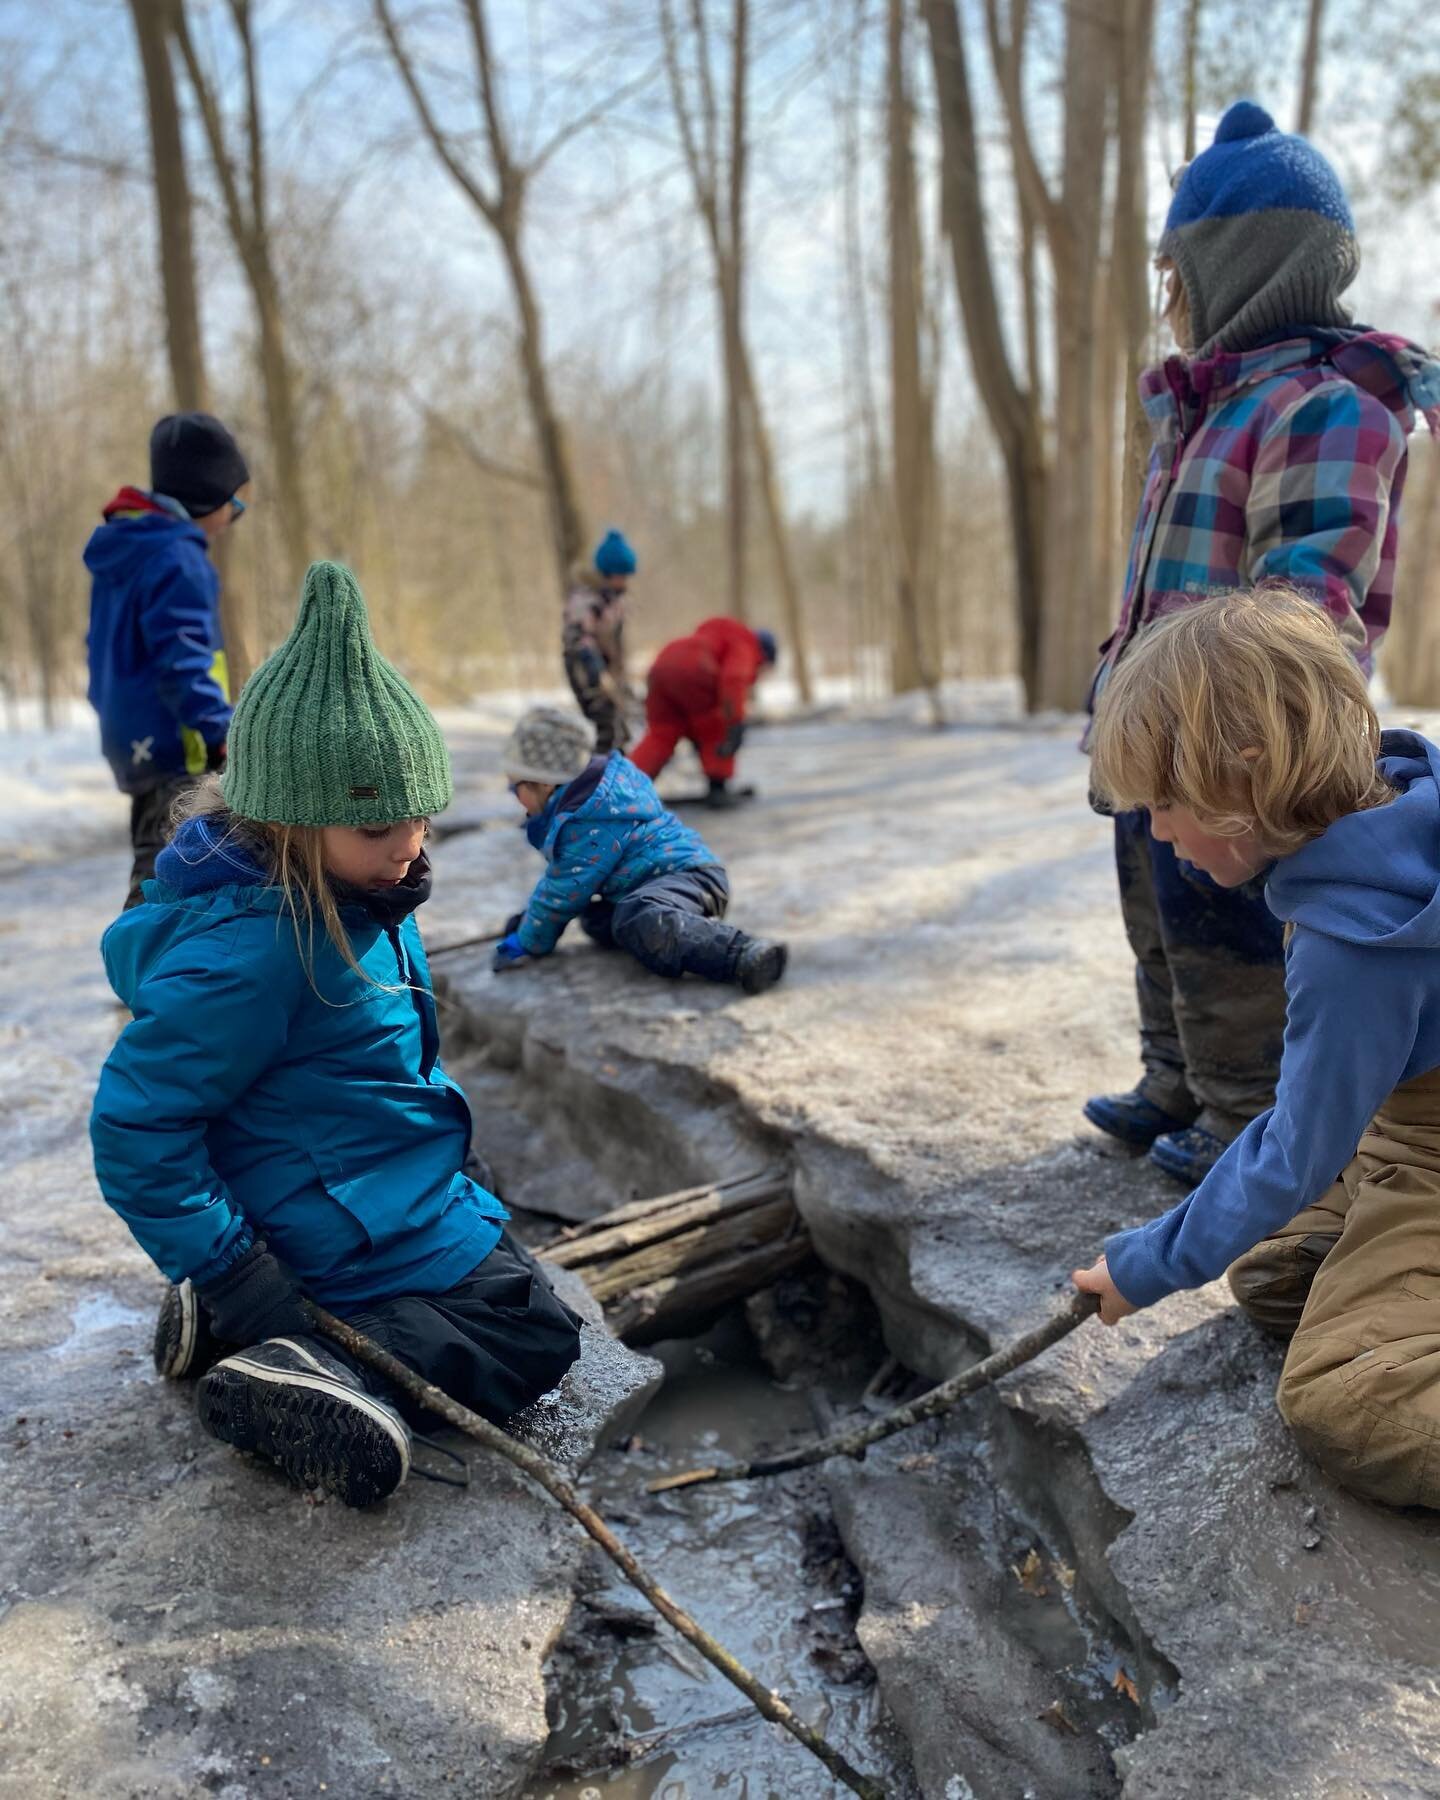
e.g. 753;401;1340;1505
501;706;594;784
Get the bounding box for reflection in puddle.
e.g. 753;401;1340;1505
526;1314;918;1800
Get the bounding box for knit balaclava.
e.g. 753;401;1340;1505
1159;100;1358;358
222;560;453;826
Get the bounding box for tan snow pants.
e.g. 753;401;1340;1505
1227;1062;1440;1510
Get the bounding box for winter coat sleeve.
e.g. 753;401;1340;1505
1243;384;1407;660
139;543;233;743
515;818;631;955
713;624;764;721
1104;932;1421;1307
90;929;298;1284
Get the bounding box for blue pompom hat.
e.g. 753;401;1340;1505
755;629;778;665
1160;100;1359;356
594;529;638;578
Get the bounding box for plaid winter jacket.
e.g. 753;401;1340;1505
1089;330;1440;718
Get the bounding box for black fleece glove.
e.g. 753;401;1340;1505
197;1240;311;1345
717;721;745;759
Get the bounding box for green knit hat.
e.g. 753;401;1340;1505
222;561;453;826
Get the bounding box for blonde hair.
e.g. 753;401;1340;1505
174;778;384;994
1090;588;1394;858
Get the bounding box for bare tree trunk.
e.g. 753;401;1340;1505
1296;0;1326;136
886;0;942;714
661;0;813;696
725;0;749;620
373;0;588;589
499;224;586;576
1036;0;1115;709
129;0;205;411
172;0;310;622
1182;0;1202;160
922;0;1046;708
1382;440;1440;704
1112;0;1158;634
738;344;813;702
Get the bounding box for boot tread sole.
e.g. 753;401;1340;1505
198;1354;410;1506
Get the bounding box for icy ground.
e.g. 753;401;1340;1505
3;685;1440;1797
0;701;660;1798
432;692;1440;1799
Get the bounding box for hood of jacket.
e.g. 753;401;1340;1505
1266;730;1440;948
84;489;209;582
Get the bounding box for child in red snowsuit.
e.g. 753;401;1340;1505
630;618;777;805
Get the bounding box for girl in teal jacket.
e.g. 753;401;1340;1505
90;562;581;1507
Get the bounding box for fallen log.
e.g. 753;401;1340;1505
535;1166;810;1345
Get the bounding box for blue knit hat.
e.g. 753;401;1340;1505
594;529;637;578
1160;100;1358;356
755;629;778;665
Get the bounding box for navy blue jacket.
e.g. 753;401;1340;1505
84;490;233;794
90;816;506;1305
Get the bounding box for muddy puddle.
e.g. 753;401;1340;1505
523;1311;920;1800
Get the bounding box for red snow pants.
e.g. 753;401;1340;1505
631;645;734;781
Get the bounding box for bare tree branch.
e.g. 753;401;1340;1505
372;0;500;221
982;0;1070;275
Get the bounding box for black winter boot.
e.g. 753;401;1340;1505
153;1279;225;1380
735;938;789;995
197;1336;412;1506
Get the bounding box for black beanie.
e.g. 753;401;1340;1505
149;413;250;517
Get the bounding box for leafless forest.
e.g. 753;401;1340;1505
2;0;1437;720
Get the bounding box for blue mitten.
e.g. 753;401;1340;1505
492;932;532;974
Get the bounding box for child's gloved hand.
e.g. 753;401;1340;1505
717;721;745;759
1071;1255;1139;1326
197;1239;310;1344
492;933;532;973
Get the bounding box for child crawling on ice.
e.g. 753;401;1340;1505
491;706;788;993
89;562;582;1507
1074;587;1440;1510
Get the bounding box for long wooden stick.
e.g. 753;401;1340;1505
647;1291;1099;1492
306;1305;886;1800
427;928;507;958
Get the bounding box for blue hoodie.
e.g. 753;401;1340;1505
516;752;718;955
1107;730;1440;1307
84;490;232;794
90;816;506;1303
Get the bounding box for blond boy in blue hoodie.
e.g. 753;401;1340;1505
1075;589;1440;1510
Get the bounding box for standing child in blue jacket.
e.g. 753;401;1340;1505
491;707;788;993
1075;589;1440;1511
90;562;582;1508
85;412;250;909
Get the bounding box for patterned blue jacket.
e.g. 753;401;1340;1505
516;754;719;955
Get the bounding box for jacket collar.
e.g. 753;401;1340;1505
332;852;433;928
1139;328;1440;442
